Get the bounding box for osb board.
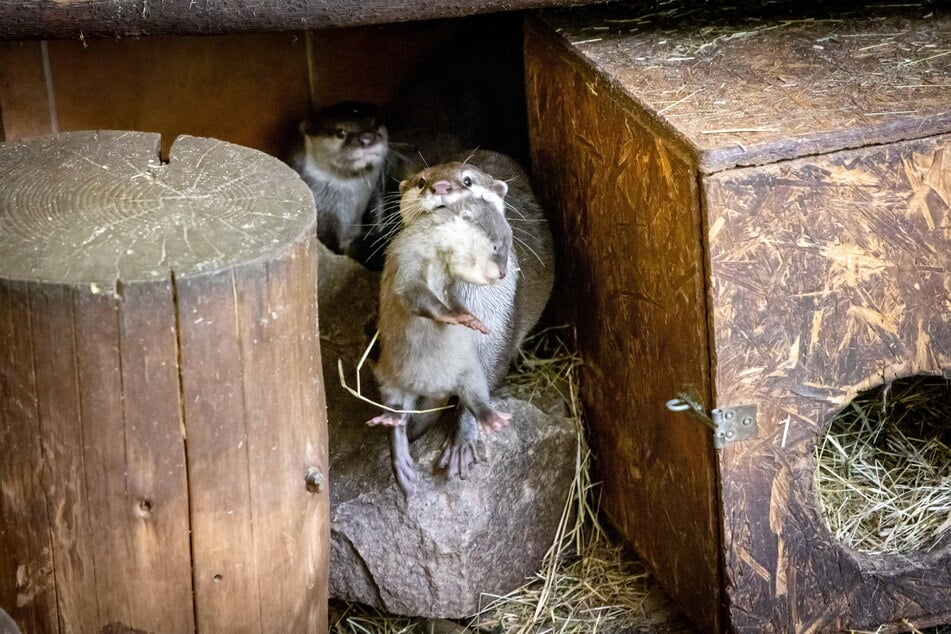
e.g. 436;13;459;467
706;134;951;632
0;31;311;158
537;2;951;173
525;19;722;632
0;0;616;39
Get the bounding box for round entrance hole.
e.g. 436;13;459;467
814;375;951;556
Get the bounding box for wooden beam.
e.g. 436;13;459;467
0;0;615;40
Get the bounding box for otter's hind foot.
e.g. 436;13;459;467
437;435;479;481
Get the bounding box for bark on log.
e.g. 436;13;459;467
0;131;328;633
0;0;614;40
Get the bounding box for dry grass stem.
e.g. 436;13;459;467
814;375;951;556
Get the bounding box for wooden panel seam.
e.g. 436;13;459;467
525;16;703;172
693;167;732;631
168;269;201;633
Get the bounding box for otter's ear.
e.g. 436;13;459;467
491;179;509;198
299;120;314;136
399;179;410;195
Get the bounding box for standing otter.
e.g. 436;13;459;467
369;195;516;494
287;101;405;267
370;152;554;494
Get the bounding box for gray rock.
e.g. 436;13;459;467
317;244;577;618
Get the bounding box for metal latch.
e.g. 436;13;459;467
710;404;758;449
667;395;758;449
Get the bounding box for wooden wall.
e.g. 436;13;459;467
0;22;449;158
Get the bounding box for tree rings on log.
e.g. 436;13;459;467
0;131;328;633
0;131;316;286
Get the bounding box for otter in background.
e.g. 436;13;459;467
287;101;412;268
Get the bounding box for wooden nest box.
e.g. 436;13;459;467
525;4;951;633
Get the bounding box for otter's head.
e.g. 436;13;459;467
430;196;513;286
399;162;508;225
301;101;388;175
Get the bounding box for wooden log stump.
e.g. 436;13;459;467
0;131;328;633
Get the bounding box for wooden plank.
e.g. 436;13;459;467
0;280;59;634
179;243;326;632
43;32;310;159
0;0;613;39
176;269;263;632
705;133;951;632
0;42;53;140
525;18;722;632
107;281;196;632
236;237;327;632
28;283;99;629
537;4;951;173
70;289;131;629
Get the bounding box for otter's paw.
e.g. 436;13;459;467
437;436;479;480
478;410;512;434
367;412;405;427
440;311;489;334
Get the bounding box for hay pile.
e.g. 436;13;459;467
814;375;951;556
330;327;689;633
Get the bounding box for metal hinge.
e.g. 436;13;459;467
710;404;758;449
667;396;758;449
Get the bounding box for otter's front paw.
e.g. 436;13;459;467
478;410;511;434
367;412;405;427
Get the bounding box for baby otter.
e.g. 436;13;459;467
287;101;393;263
371;152;554;494
401;150;555;353
370;195;516;495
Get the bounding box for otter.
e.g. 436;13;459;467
370;151;554;494
287;101;408;268
401;150;554;351
369;194;516;494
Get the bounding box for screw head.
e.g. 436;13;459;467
723;410;735;421
742;416;754;427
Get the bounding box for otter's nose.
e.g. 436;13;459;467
432;181;452;196
358;132;376;147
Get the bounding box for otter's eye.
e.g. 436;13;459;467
417;177;426;190
335;128;346;139
462;176;473;187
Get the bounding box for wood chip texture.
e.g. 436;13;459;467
527;2;951;632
